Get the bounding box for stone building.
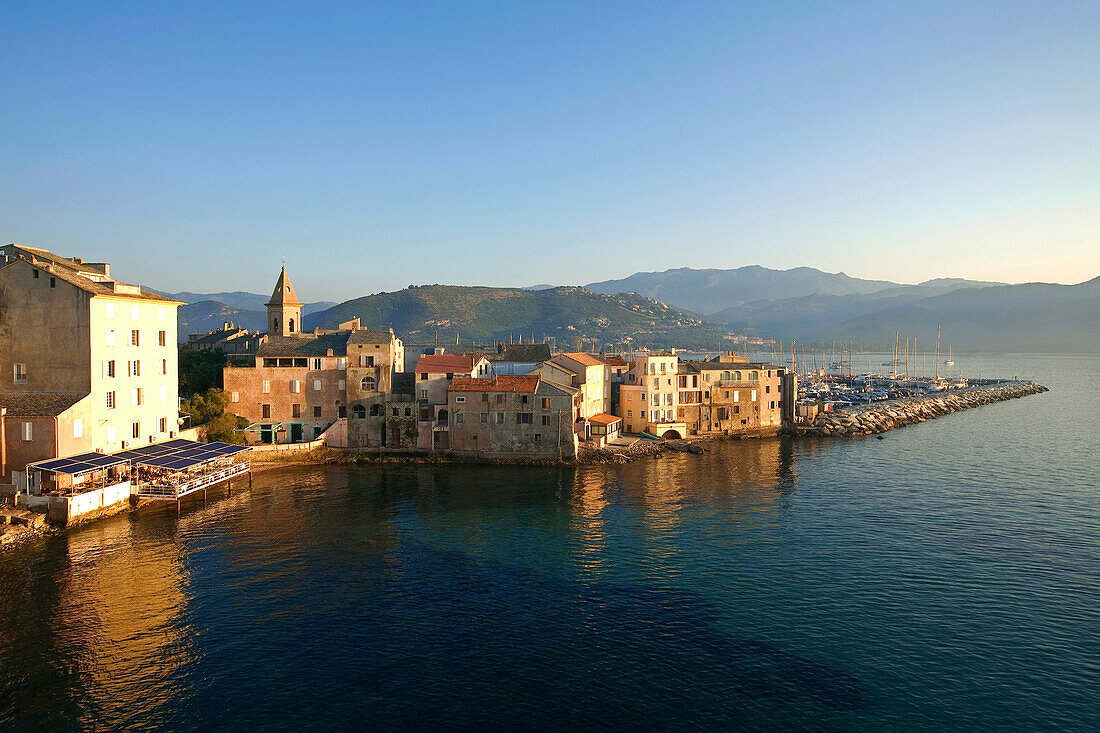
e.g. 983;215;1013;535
446;375;579;459
413;352;492;451
184;322;262;357
529;352;611;440
223;267;405;444
0;244;182;479
676;354;792;436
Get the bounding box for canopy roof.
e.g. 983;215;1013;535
113;439;250;472
28;452;130;476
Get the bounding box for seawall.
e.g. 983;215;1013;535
791;382;1048;438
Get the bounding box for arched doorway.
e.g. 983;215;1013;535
661;429;682;440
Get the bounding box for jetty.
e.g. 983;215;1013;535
791;381;1048;437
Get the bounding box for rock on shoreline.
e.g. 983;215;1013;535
790;381;1048;438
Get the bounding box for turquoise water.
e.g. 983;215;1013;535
1;355;1097;731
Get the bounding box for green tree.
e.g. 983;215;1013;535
180;388;231;426
204;413;249;444
178;348;228;396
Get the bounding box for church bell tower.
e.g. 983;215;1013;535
266;266;303;336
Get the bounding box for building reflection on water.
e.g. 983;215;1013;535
566;438;801;584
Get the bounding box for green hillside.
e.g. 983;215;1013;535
303;285;736;350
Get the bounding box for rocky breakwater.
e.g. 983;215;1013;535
796;382;1048;438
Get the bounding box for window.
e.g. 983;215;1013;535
21;422;33;441
369;404;381;416
521;395;529;404
337;358;347;370
158;331;167;346
262;404;271;419
231;391;240;403
534;434;542;442
290;380;301;394
766;385;771;393
419;389;428;400
542;415;551;426
106;329;115;347
50;277;55;288
627;410;632;417
404;407;412;417
392;407;399;416
517;413;531;424
455;412;464;423
159;417;168;433
360;376;376;391
132;388;143;406
314;406;322;418
131;305;140;320
752;390;757;401
733;391;739;401
495;413;505;424
106;391;116;409
311;358;323;370
131;330;140;346
292;404;301;418
455;395;466;403
106;425;116;443
337;379;346;390
353;405;366;418
313;379;322;391
480;413;488;423
131;360;141;377
32;269;39;278
132;422;141;439
481;393;489;402
13;363;26;383
73;419;83;439
496;394;504;403
640;410;646;419
420;372;428;381
158;385;167;402
105;302;114;318
161;359;168;375
262;380;271;394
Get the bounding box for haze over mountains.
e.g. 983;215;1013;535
173;266;1099;353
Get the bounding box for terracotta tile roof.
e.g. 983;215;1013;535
603;355;628;366
558;352;606;367
257;333;350;357
588;413;621;426
0;391;88;417
1;246;182;304
414;354;482;374
450;375;540;393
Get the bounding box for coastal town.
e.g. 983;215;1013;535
0;244;1046;537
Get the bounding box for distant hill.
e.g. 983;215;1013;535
165;290;336;314
586;266;909;314
177;300;267;340
304;285;735;349
173;292;338;342
718;277;1100;353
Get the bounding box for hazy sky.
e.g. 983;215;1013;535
2;1;1097;299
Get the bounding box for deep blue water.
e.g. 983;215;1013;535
1;354;1098;731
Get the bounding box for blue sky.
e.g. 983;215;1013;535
2;0;1096;299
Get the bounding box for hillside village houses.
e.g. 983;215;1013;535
216;265;796;455
0;244;182;482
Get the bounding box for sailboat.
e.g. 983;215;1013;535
944;346;954;366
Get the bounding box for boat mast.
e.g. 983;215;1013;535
936;325;941;381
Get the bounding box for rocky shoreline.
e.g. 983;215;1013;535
790;381;1048;438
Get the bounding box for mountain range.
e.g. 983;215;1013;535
171;266;1099;353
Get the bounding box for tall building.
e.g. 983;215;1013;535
0;244;182;480
266;266;302;336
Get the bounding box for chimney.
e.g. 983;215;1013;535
434;347;446;355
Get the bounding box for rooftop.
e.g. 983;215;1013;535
414;353;483;374
588;413;622;426
557;352;606;368
256;333;351;357
347;328;397;344
490;343;551;362
0;391;87;417
266;266;303;307
1;244;181;304
451;375;540;393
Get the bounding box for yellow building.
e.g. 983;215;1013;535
617;351;687;439
0;244;182;479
